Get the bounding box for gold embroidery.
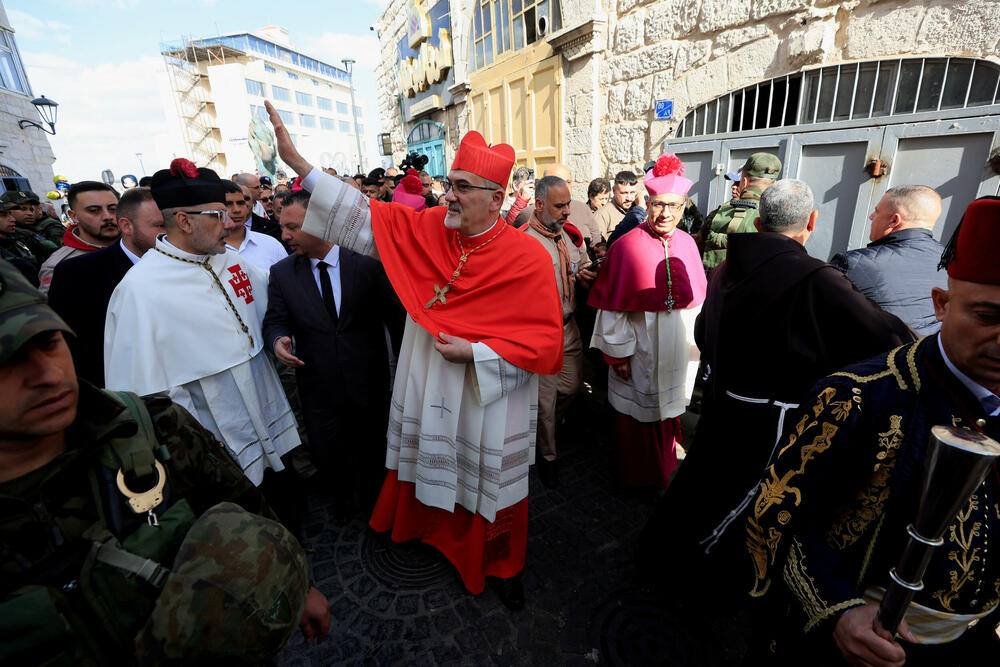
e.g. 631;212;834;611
827;416;904;549
754;422;840;520
887;349;908;391
831;369;893;384
748;422;840;596
747;516;782;597
931;494;983;611
906;341;921;392
857;513;887;588
782;537;868;631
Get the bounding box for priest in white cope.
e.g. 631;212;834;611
264;101;563;609
588;153;707;488
104;159;300;488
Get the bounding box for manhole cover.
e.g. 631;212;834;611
589;591;677;665
360;532;453;590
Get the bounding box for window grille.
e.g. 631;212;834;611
676;57;1000;139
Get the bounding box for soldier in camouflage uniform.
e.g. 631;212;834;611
0;198;50;286
0;259;330;664
33;199;66;242
2;189;65;247
699;152;781;274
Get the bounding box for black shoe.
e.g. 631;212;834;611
538;458;558;489
492;575;525;611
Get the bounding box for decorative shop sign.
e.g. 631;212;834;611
397;0;455;116
655;100;674;120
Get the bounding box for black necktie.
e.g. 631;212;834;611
317;260;338;327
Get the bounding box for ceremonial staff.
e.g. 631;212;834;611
875;425;1000;636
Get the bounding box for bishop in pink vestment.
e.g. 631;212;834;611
588;154;707;487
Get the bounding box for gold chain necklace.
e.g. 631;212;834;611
154;246;255;347
425;222;506;309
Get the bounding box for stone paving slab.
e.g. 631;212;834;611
280;391;749;666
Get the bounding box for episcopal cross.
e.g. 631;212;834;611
227;265;254;304
664;294;674;311
430;396;451;419
425;283;449;309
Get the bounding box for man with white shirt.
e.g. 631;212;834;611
744;197;1000;665
263;190;404;519
104;159;300;491
264;100;563;609
222;180;287;271
48;186;164;386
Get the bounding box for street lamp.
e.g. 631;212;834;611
342;58;366;173
18;95;59;135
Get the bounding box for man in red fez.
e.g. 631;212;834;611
264;102;562;609
742;197;1000;666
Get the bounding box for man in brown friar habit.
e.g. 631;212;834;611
263;101;564;609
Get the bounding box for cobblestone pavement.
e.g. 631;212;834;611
280;387;750;666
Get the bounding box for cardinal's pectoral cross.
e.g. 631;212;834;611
425;284;449;309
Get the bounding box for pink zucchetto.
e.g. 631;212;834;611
644;153;693;197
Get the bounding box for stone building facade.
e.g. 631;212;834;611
376;0;1000;252
0;2;56;194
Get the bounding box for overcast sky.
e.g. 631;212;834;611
8;0;390;182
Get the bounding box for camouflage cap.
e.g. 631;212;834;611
0;190;40;205
739;153;782;179
135;502;310;664
0;259;73;365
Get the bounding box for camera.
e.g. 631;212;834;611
400;152;429;172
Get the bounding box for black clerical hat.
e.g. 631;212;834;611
150;158;226;210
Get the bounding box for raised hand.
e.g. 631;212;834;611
264;100;313;178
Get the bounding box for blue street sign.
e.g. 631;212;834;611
655;100;673;120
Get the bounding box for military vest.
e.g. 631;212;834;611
701;186;764;270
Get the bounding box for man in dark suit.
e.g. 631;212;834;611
263;190;404;517
48;186;164;386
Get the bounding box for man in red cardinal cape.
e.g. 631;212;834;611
264;102;563;609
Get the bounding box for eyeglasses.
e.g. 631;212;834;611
183;209;230;223
648;201;686;212
442;179;500;195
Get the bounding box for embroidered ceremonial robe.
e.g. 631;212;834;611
300;169;563;593
104;237;299;486
636;233;915;586
746;335;1000;661
588;224;706;487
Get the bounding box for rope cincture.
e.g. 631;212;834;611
154;246;254;348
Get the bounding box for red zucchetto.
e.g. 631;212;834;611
450;131;515;190
941;197;1000;284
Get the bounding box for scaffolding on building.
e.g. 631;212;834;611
161;37;245;174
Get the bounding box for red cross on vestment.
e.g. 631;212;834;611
227;264;254;304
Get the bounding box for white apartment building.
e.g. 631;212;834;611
161;26;368;178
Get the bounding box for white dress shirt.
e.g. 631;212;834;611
119;238;141;265
309;245;342;316
226;227;288;272
939;336;1000;416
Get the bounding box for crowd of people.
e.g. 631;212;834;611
1;92;998;666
